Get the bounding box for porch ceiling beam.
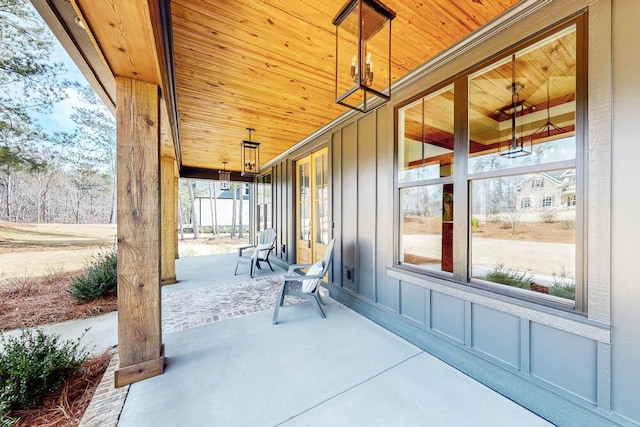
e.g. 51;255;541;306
180;167;256;182
71;0;181;165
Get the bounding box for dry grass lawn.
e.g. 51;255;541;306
0;222;118;332
0;222;116;281
403;215;575;243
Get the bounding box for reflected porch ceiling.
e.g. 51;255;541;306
78;0;520;174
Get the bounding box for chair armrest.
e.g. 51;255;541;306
237;244;257;256
287;263;314;275
284;272;326;281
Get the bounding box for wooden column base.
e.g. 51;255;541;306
161;276;177;286
114;348;165;388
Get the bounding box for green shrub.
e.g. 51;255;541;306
0;329;89;413
0;414;19;427
485;263;532;290
548;266;576;300
68;250;117;302
471;217;480;232
548;284;576;300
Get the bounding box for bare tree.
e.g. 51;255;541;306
187;180;199;239
230;183;237;238
238;183;244;238
27;168;57;222
208;181;216;236
213;182;219;235
177;195;184;241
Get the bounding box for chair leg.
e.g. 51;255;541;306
316;289;326;305
265;259;274;272
234;261;239;275
250;259;255;278
272;284;286;325
279;283;289;307
311;294;326;319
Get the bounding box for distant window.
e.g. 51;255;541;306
532;178;544;188
542;196;554;208
567;194;576;207
521;198;531;208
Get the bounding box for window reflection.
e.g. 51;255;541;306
400;184;453;274
470;169;576;300
468;26;576;173
398;85;454;183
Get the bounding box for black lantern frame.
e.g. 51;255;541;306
218;161;231;190
499;54;533;159
241;128;260;177
333;0;396;113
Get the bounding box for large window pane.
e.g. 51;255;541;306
400;184;453;274
468;26;576;173
470;169;576;301
398;85;454;183
298;163;310;240
314;152;329;245
394;21;582;310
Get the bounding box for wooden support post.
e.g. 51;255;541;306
161;155;177;285
114;77;164;387
174;169;179;260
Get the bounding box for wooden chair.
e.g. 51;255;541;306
272;239;335;325
234;228;277;278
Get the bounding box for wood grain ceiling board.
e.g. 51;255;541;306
72;0;161;84
172;0;520;172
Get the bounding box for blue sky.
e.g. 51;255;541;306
31;20;97;135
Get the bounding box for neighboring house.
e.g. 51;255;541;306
515;170;576;211
191;181;250;229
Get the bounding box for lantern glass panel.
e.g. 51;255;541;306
361;1;391;97
335;6;362;106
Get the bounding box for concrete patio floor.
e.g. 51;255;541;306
118;255;552;426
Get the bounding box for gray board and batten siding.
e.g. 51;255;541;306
260;1;639;426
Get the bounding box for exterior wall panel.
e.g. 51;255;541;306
431;292;465;343
399;281;426;326
530;323;597;403
612;1;640;420
357;113;377;300
472;305;520;369
285;159;294;264
341;123;357;292
331;130;342;284
375;106;398;312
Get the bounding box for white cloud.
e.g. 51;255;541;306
37;87;91;133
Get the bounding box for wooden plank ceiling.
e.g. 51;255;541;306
172;0;520;173
73;0;521;174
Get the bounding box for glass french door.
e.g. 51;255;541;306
296;148;329;264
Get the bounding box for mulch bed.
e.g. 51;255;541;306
0;271;117;332
5;350;112;427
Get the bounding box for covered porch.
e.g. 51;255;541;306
119;254;549;426
31;0;640;425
